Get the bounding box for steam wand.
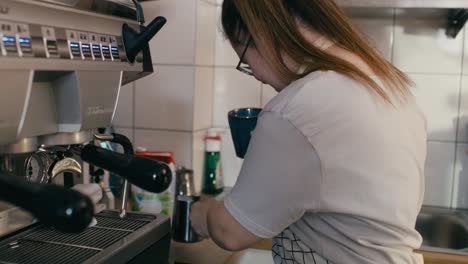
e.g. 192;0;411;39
93;133;133;218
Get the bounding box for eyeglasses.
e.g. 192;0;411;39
236;37;253;76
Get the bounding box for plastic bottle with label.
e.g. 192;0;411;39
202;131;224;195
130;149;176;217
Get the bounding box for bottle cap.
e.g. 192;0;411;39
205;131;221;152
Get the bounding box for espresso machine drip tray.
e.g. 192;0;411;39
0;210;171;264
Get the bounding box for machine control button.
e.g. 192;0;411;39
15;23;32;57
81;43;92;59
101;44;112;60
41;26;59;58
78;32;89;42
45;39;58;57
41;26;56;40
78;32;92;60
2;35;18;56
18;37;32;55
0;20;132;63
92;43;102;60
111;46;120;60
69;42;82;59
66;30;78;41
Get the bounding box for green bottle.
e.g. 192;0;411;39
202;131;224;195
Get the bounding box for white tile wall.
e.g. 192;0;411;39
112;83;134;127
143;0;197;65
409;74;461;142
215;5;238;67
126;1;218;189
452;143;468;208
215;36;238;67
219;129;244;187
261;84;278;107
393;13;464;74
424;142;456;207
134;2;468;208
194;67;215;130
352;16;394;61
459;76;468;143
213;68;262;127
135;65;195;130
134;129;193;168
195;0;217;66
192;129;208;192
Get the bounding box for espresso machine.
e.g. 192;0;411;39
0;0;173;263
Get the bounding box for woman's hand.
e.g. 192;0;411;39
189;194;262;251
190;195;219;238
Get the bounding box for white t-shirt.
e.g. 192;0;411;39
224;71;427;264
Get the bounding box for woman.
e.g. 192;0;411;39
190;0;427;263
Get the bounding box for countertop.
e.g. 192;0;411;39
170;239;233;264
249;239;468;264
171;239;468;264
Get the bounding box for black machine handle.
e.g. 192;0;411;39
108;133;134;155
81;145;172;194
123;16;167;63
0;174;93;233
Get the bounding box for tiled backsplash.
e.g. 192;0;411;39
113;1;468;208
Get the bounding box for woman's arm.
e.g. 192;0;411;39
190;195;262;251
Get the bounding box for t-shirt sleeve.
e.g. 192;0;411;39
224;110;322;238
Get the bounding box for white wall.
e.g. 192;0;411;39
114;2;468;208
113;0;218;193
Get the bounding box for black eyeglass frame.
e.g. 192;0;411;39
236;37;253;76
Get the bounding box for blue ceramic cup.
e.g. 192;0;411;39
228;108;262;159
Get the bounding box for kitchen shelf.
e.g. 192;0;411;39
337;0;468;38
336;0;468;9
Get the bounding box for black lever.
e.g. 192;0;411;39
95;133;134;155
80;145;172;194
0;174;93;233
123;16;167;63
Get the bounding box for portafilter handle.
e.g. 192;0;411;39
80;145;172;194
0;173;94;233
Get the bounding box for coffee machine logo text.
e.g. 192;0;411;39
0;5;9;15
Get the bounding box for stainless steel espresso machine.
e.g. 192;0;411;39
0;0;173;263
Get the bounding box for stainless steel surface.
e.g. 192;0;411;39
336;0;468;8
120;180;129;218
24;146;83;184
38;131;94;146
0;210;171;264
0;0;165;252
339;0;468;39
0;138;38;154
94;134;115;141
172;195;201;244
0;0;152;146
417;206;468;255
24;150;52;184
176;167;196;196
12;0;138;21
0;71;34;146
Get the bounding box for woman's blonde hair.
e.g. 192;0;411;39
222;0;412;102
